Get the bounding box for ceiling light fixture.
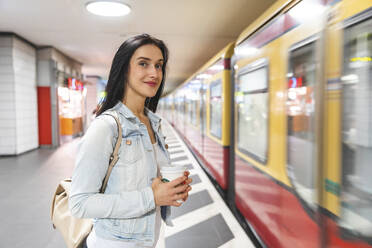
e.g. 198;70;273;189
86;1;131;17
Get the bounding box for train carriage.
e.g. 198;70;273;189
166;43;234;191
159;0;372;247
232;0;372;247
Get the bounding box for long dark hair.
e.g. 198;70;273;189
96;34;169;116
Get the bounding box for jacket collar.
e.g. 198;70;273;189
113;101;137;120
113;101;161;129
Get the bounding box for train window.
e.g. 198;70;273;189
209;79;222;139
201;84;207;135
180;92;186;120
236;62;268;162
190;98;198;126
176;92;185;122
185;99;190;123
286;41;317;209
340;17;372;237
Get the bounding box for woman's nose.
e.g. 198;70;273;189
148;65;159;78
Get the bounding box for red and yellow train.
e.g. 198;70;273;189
158;0;372;247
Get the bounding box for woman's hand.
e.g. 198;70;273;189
151;172;192;207
182;171;192;202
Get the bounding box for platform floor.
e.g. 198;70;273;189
0;120;255;248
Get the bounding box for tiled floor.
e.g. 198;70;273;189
0;120;255;248
161;120;255;248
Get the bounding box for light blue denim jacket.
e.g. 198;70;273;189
69;102;172;246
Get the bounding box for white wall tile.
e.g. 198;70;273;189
0;74;14;82
0;92;14;101
0;82;15;92
0;119;16;128
0;55;12;65
0;146;16;154
0;101;15;111
13;39;38;155
0;136;16;147
0;36;38;155
0;37;16;155
14;75;36;86
0;110;16;120
0;128;15;137
0;47;12;56
0;37;12;47
0;65;13;73
13;38;35;57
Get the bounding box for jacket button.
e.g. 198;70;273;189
165;144;168;149
126;140;132;145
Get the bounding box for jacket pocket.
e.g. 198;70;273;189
110;136;142;191
119;135;142;164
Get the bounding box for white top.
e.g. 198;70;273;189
86;141;164;248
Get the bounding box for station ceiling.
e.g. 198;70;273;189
0;0;275;94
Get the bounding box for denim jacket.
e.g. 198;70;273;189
69;101;172;246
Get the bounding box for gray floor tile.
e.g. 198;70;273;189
165;214;234;248
170;163;193;170
172;190;213;219
189;174;201;185
168;145;182;149
171;155;188;163
169;149;184;155
167;141;180;145
183;163;194;170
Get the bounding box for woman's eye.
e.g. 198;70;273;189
139;62;148;67
155;64;162;69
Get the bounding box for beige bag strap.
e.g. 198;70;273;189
100;112;122;193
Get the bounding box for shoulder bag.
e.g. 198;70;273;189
51;112;122;248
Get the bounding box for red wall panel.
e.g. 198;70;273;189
37;87;52;145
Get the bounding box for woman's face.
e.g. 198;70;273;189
126;44;164;100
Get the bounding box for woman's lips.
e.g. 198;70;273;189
145;81;157;87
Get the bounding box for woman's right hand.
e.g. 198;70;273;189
151;176;190;207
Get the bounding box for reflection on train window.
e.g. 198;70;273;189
340;17;372;237
189;97;198;126
175;92;185;122
192;85;202;127
237;65;268;162
168;96;173;118
209;79;222;139
201;84;207;134
286;41;317;209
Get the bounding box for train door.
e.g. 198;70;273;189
323;1;372;247
285;36;322;248
186;80;203;155
281;1;329;247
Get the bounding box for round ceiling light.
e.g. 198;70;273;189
86;1;131;17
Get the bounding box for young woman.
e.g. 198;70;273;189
69;34;192;248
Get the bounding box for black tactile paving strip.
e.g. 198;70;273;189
165;213;234;248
